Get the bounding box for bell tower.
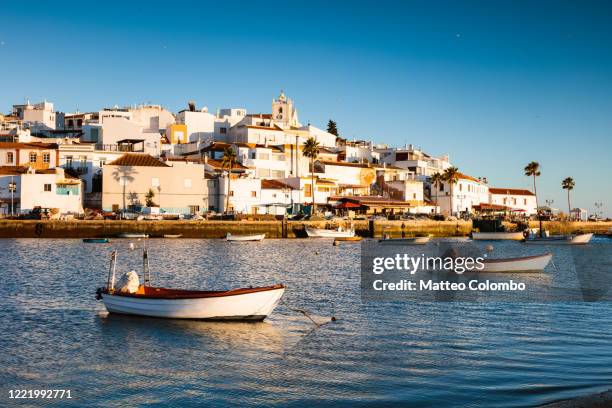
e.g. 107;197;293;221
272;90;300;128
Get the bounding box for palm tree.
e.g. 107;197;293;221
302;137;320;214
430;172;443;214
111;166;135;216
524;161;542;235
562;177;575;220
221;147;237;213
443;167;459;216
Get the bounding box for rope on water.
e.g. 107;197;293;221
280;296;336;327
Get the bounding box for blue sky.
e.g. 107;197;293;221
1;1;611;216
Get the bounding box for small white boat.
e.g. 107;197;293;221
472;231;525;241
97;250;284;320
117;233;149;238
479;252;552;272
434;237;471;243
163;234;182;238
226;233;266;242
306;227;355;238
523;233;593;245
379;236;430;245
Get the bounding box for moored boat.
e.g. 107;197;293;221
479;252;552;272
226;233;266;242
379;236;430;245
472;231;525;241
117;233;149;238
97;249;284;320
83;238;110;243
334;236;363;243
523;233;593;245
163;234;182;238
306;227;355;238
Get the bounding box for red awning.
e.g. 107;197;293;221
335;201;361;209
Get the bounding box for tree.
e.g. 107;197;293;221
524;161;542;235
443;167;459;216
562;177;575;220
327;120;338;136
430;172;443;214
221;147;237;213
145;188;156;207
302;137;320;214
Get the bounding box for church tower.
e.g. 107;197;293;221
272;90;300;128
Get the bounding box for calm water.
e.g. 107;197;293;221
1;237;611;407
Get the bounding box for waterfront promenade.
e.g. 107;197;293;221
0;219;610;239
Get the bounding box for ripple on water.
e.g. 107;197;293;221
0;238;611;407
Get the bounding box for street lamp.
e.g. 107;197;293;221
8;177;17;217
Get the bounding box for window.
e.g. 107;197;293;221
44;184;52;192
79;155;87;168
459;184;463;192
219;127;227;134
250;152;256;159
413;193;417;199
272;193;277;198
151;178;160;187
67;119;74;127
43;152;50;164
258;153;270;160
271;170;285;178
229;190;234;196
251;191;257;197
304;184;312;197
99;158;106;167
189;205;200;214
524;198;527;205
77;119;82;127
29;152;37;163
439;183;444;192
65;156;73;167
6;152;13;164
184;178;192;188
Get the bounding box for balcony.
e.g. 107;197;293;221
95;143;144;153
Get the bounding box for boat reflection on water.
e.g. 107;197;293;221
97;312;289;353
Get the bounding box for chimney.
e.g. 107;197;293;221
188;100;196;112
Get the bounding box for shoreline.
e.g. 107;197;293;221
0;219;610;239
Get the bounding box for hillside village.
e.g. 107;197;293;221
0;92;536;219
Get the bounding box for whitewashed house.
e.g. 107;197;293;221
433;172;489;216
489;188;537;215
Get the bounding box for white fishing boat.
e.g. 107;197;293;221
117;233;149;238
305;227;355;238
479;252;552;272
226;233;266;242
379;236;430;245
97;250;284;321
472;231;525;241
523;232;593;245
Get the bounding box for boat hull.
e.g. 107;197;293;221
379;237;430;245
83;238;110;243
306;228;355;238
226;233;266;241
480;253;552;272
523;233;593;245
101;286;285;320
472;232;524;241
117;233;149;238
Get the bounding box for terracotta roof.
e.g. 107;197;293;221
489;188;535;196
456;172;482;183
205;159;249;170
246;113;272;119
108;153;169;167
0;166;28;175
261;179;294;190
0;142;58;149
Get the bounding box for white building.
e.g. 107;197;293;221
489;188;537;215
376;144;451;180
0;166;83;215
433;172;489;216
12;101;56;132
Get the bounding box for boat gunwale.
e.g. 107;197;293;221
102;284;284;300
482;252;552;264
